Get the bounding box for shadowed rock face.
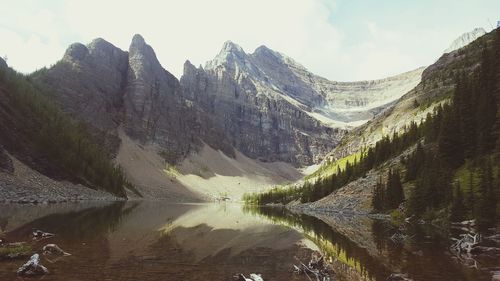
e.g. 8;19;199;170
0;57;7;70
123;35;234;162
181;58;342;165
125;34;180;141
38;35;233;163
44;39;129;132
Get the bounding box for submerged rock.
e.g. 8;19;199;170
491;270;500;281
387;273;413;281
16;254;49;276
42;244;71;256
234;273;264;281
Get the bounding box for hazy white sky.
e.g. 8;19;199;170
0;0;499;81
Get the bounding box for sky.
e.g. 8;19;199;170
0;0;499;81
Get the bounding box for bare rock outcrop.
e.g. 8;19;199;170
181;44;345;166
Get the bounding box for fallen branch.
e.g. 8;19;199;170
32;229;55;241
233;273;264;281
387;273;413;281
293;254;331;281
450;233;480;254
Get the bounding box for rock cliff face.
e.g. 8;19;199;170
248;45;423;125
181;45;343;165
42;38;128;133
444;28;486;53
0;57;7;70
39;35;233;163
180;41;422;165
38;35;422;168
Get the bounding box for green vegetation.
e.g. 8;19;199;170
246;28;500;231
245;118;423;205
0;67;130;197
305;151;363;180
372;169;404;213
402;28;500;230
0;243;32;258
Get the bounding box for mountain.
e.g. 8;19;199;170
38;35;234;163
252;28;500;223
181;41;422;165
444;27;486;53
0;34;440;201
0;58;129;202
181;42;342;166
327;28;491;163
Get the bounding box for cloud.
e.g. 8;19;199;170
0;6;66;73
61;0;344;79
1;0;497;80
0;27;65;73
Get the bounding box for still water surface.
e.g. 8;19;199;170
0;202;497;280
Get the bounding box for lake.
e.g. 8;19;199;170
0;202;497;280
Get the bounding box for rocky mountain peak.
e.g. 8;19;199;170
124;34;181;142
88;38;114;50
131;34;146;47
252;45;281;64
205;40;250;71
0;57;7;70
129;34;154;59
183;59;197;73
63;42;89;62
85;38;128;68
127;34;173;81
444;27;486;53
221;40;245;55
252;45;308;73
253;45;280;60
182;60;203;81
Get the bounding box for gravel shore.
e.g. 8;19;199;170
0;155;123;204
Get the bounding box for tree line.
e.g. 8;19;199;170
402;28;500;229
0;67;131;197
243;118;425;205
245;28;500;230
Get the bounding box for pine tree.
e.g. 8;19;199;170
405;142;425;181
454;73;477;158
476;45;498;154
450;183;466;222
476;160;497;230
438;106;463;168
372;177;385;212
466;170;475;216
409;178;426;217
386;169;404;209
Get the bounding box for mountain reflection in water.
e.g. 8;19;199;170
0;202;496;281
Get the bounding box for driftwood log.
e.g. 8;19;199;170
234;273;264;281
386;273;413;281
450;233;480;254
32;229;55;241
390;232;407;243
293;254;331;281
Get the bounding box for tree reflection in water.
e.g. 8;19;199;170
244;205;493;281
